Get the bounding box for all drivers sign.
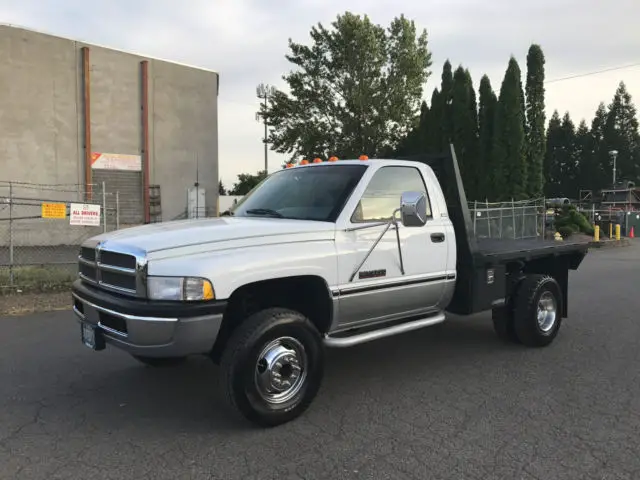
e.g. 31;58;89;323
70;203;101;226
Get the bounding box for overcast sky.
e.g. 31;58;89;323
1;0;639;188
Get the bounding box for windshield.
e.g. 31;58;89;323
231;164;368;222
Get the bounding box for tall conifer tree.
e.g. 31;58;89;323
525;44;546;197
492;57;527;200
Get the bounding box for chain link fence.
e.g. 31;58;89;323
0;181;119;293
581;206;640;237
468;198;548;240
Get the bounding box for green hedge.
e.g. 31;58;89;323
554;205;594;238
0;265;76;295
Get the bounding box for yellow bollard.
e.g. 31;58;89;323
594;225;600;242
609;223;613;239
615;224;621;240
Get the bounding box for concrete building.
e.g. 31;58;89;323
0;24;219;247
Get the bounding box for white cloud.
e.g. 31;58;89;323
0;0;639;188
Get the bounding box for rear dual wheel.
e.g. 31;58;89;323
493;274;562;347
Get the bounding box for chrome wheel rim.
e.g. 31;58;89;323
254;337;307;405
537;291;557;332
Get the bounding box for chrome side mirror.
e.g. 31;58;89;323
400;191;427;227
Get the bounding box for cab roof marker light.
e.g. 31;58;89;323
328;156;338;162
285;163;294;168
312;158;323;163
300;159;309;165
359;155;369;161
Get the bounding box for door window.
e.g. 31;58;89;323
351;166;432;223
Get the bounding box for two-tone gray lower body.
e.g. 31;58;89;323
71;280;227;357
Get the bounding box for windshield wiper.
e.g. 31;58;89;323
245;208;284;218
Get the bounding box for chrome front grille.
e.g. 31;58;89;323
78;242;146;298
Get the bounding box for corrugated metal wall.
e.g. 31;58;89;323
92;170;143;224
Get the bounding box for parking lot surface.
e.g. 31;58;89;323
1;243;639;480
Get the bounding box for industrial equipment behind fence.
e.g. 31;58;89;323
582;207;640;238
468;198;547;240
0;181;120;290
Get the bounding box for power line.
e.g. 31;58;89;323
546;62;640;84
218;61;640;106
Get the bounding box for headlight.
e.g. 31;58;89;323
147;276;215;301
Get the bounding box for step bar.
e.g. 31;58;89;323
323;312;446;348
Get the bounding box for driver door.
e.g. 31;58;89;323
334;165;450;329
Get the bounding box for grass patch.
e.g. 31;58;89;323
0;265;76;295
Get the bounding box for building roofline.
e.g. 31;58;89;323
0;22;219;75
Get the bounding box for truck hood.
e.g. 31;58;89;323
85;217;336;254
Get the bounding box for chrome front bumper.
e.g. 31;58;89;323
72;292;224;358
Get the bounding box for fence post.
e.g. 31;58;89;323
473;200;477;234
102;181;107;233
8;182;14;286
511;199;516;239
116;191;120;230
542;197;546;240
486;201;491;237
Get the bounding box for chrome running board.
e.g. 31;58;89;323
323;312;446;348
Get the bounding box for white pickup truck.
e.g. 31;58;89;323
72;145;589;427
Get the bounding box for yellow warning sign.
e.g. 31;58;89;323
42;203;67;219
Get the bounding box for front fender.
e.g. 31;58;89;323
146;240;338;300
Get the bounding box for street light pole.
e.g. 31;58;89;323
256;83;277;174
609;150;619;187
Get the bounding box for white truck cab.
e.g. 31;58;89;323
72;146;589;427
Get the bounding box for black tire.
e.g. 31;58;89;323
513;274;563;347
220;307;324;428
132;355;187;367
492;301;520;344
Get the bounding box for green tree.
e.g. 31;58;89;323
492;57;527;200
603;81;640;184
440;60;455;148
259;12;432;160
218;180;227;196
590;102;611;191
525;44;546;197
228;171;267;196
545;111;577;196
396;100;429;156
574;120;595;195
425;88;443;151
451;66;479;199
544;110;563;195
478;75;498;199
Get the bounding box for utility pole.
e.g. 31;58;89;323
609;150;619;188
256;83;276;174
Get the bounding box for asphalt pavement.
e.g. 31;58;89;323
1;243;640;480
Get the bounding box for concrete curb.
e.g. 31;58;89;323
588;238;631;249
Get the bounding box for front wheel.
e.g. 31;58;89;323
513;274;563;347
220;307;324;427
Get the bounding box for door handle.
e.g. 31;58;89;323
431;232;445;243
